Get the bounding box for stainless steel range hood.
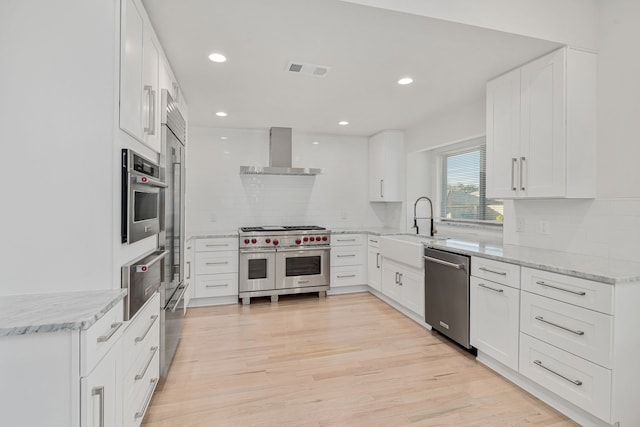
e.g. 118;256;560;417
239;127;322;176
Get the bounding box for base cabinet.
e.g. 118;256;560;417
381;258;424;317
81;341;123;427
330;234;366;290
366;236;381;291
191;237;239;305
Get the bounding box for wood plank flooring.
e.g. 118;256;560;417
142;293;576;427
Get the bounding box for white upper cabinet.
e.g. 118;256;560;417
486;47;596;199
120;0;161;152
368;130;403;202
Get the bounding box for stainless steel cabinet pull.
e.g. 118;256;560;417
337;274;356;279
533;360;582;386
479;267;507;276
376;253;380;268
337;238;357;242
134;250;168;273
205;283;228;288
478;283;504;293
337;254;356;258
369;239;378;243
395;272;399;284
135;378;158;419
298;280;310;284
398;273;403;285
534;316;584;336
143;85;153;134
135;315;158;343
205;243;229;247
135;347;159;380
206;261;229;265
380;179;384;198
186;261;191;279
92;386;104;427
535;281;586;296
511;158;517;191
171;284;189;312
148;89;156;136
97;322;122;343
520;157;526;191
423;256;463;270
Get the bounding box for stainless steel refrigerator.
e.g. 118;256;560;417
159;89;187;379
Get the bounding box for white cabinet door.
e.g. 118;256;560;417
368;131;403;202
367;246;381;291
80;341;122;427
398;265;424;317
486;68;520;199
120;0;144;141
520;48;566;198
470;276;520;371
141;30;160;151
381;260;402;302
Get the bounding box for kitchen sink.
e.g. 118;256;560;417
379;234;448;268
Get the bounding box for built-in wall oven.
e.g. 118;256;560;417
121;149;167;244
238;226;330;304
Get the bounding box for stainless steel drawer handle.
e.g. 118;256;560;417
337;274;356;279
511;158;517;191
337;254;356;258
369;239;378;243
337;239;357;242
533;360;582;386
520;156;526;191
535;281;586;296
398;273;403;285
424;256;463;270
135;315;159;343
92;386;104;427
376;253;380;268
135;378;159;419
534;316;584;336
97;322;123;343
205;284;228;288
135;346;159;380
478;283;504;293
206;261;229;265
479;267;507;276
135;250;168;273
298;280;310;284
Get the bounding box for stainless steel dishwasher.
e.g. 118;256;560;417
424;247;471;349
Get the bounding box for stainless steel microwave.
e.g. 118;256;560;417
121;149;167;244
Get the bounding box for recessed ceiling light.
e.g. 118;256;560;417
208;53;227;63
398;77;414;85
216;111;227;117
220;136;228;140
338;121;349;126
312;141;320;145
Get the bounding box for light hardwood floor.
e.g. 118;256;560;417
143;293;577;427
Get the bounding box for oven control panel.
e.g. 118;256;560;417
239;232;330;249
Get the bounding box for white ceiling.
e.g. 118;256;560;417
142;0;560;136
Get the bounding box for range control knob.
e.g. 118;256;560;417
315;236;321;241
273;240;279;246
322;236;328;241
303;237;309;242
251;239;257;244
296;239;301;245
310;237;315;242
265;238;271;243
244;239;250;244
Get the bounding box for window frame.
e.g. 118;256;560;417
435;136;503;226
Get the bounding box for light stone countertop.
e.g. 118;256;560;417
187;230;239;240
0;289;127;337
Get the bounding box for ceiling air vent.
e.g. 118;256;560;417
286;61;331;78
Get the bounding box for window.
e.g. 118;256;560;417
440;142;503;223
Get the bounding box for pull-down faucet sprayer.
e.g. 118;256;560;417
413;196;436;237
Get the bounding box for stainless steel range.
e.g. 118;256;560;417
238;226;330;304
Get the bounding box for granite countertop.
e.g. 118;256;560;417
188;230;239;240
0;289;127;337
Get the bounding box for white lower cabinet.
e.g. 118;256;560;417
330;234;366;290
470;275;520;371
81;340;123;427
380;258;424;317
366;235;381;291
192;237;239;305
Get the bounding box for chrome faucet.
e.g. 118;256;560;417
413;196;436;236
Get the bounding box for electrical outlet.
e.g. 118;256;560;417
516;218;525;232
538;220;551;235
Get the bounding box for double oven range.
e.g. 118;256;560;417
239;226;330;304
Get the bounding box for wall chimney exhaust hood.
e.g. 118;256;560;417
239;127;322;176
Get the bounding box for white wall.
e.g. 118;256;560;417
341;0;598;50
0;0;118;295
185;127;387;234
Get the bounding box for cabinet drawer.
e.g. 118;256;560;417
331;265;364;287
195;237;238;252
123;349;160;427
471;257;521;288
123;328;159;402
123;293;160;373
195;273;238;298
331;234;364;246
195;251;238;274
519;333;612;422
520;291;613;368
331;246;364;266
80;299;124;376
521;267;613;314
470;277;520;371
367;235;380;248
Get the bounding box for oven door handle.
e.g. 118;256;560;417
134;250;168;273
240;248;277;254
171;283;189;312
131;173;168;188
277;248;330;253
